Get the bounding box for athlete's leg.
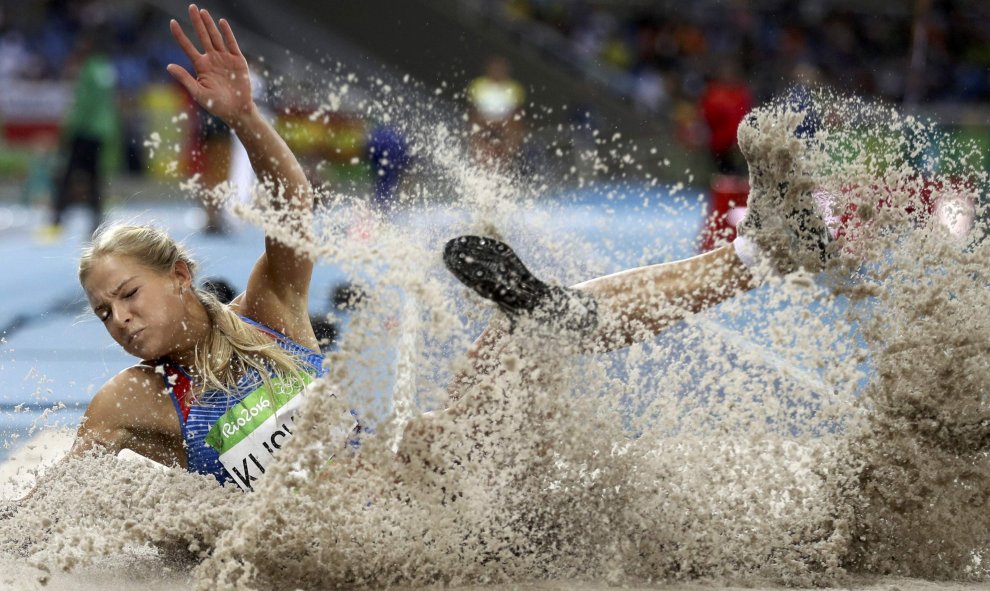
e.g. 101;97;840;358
443;237;755;401
443;100;831;402
570;243;754;349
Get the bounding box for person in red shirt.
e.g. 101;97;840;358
700;62;753;175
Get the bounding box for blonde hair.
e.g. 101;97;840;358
79;224;311;400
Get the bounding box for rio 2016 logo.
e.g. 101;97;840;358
221;397;272;438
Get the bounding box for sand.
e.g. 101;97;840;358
2;552;986;591
0;429;73;500
2;76;989;591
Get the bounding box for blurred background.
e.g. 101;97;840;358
0;0;988;452
0;0;988;206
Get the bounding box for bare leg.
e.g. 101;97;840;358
392;242;756;465
447;243;754;401
572;243;754;350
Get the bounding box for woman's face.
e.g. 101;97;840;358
83;255;193;360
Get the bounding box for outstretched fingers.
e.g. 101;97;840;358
198;7;227;52
218;18;243;57
169;18;201;63
187;4;213;53
165;62;198;97
166;13;201;98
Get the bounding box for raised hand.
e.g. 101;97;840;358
166;4;253;125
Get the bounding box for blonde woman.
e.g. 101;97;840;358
54;4;328;493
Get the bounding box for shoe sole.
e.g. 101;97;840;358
443;235;551;315
444;235;599;334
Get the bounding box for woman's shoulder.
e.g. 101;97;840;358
88;362;176;421
90;364;165;406
80;363;182;459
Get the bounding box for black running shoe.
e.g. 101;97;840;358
443;235;598;334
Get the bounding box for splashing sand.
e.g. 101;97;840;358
2;81;989;591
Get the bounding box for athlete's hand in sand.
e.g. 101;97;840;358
166;4;253;125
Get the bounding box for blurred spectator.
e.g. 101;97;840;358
467;55;526;168
0;30;41;81
572;9;615;63
699;61;752;175
632;65;668;115
483;0;990;113
600;34;633;71
42;28;118;239
366;123;410;215
35;3;79;77
667;71;706;152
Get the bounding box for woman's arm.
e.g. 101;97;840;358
13;367;183;503
166;5;317;347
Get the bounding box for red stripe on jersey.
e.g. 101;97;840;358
164;365;193;422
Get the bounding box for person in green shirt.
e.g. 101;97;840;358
46;30;118;237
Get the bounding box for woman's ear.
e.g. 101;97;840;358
172;260;194;291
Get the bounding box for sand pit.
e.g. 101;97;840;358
0;540;986;591
0;430;73;501
2;73;989;591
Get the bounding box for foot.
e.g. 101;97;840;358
443;235;598;334
736;104;834;274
